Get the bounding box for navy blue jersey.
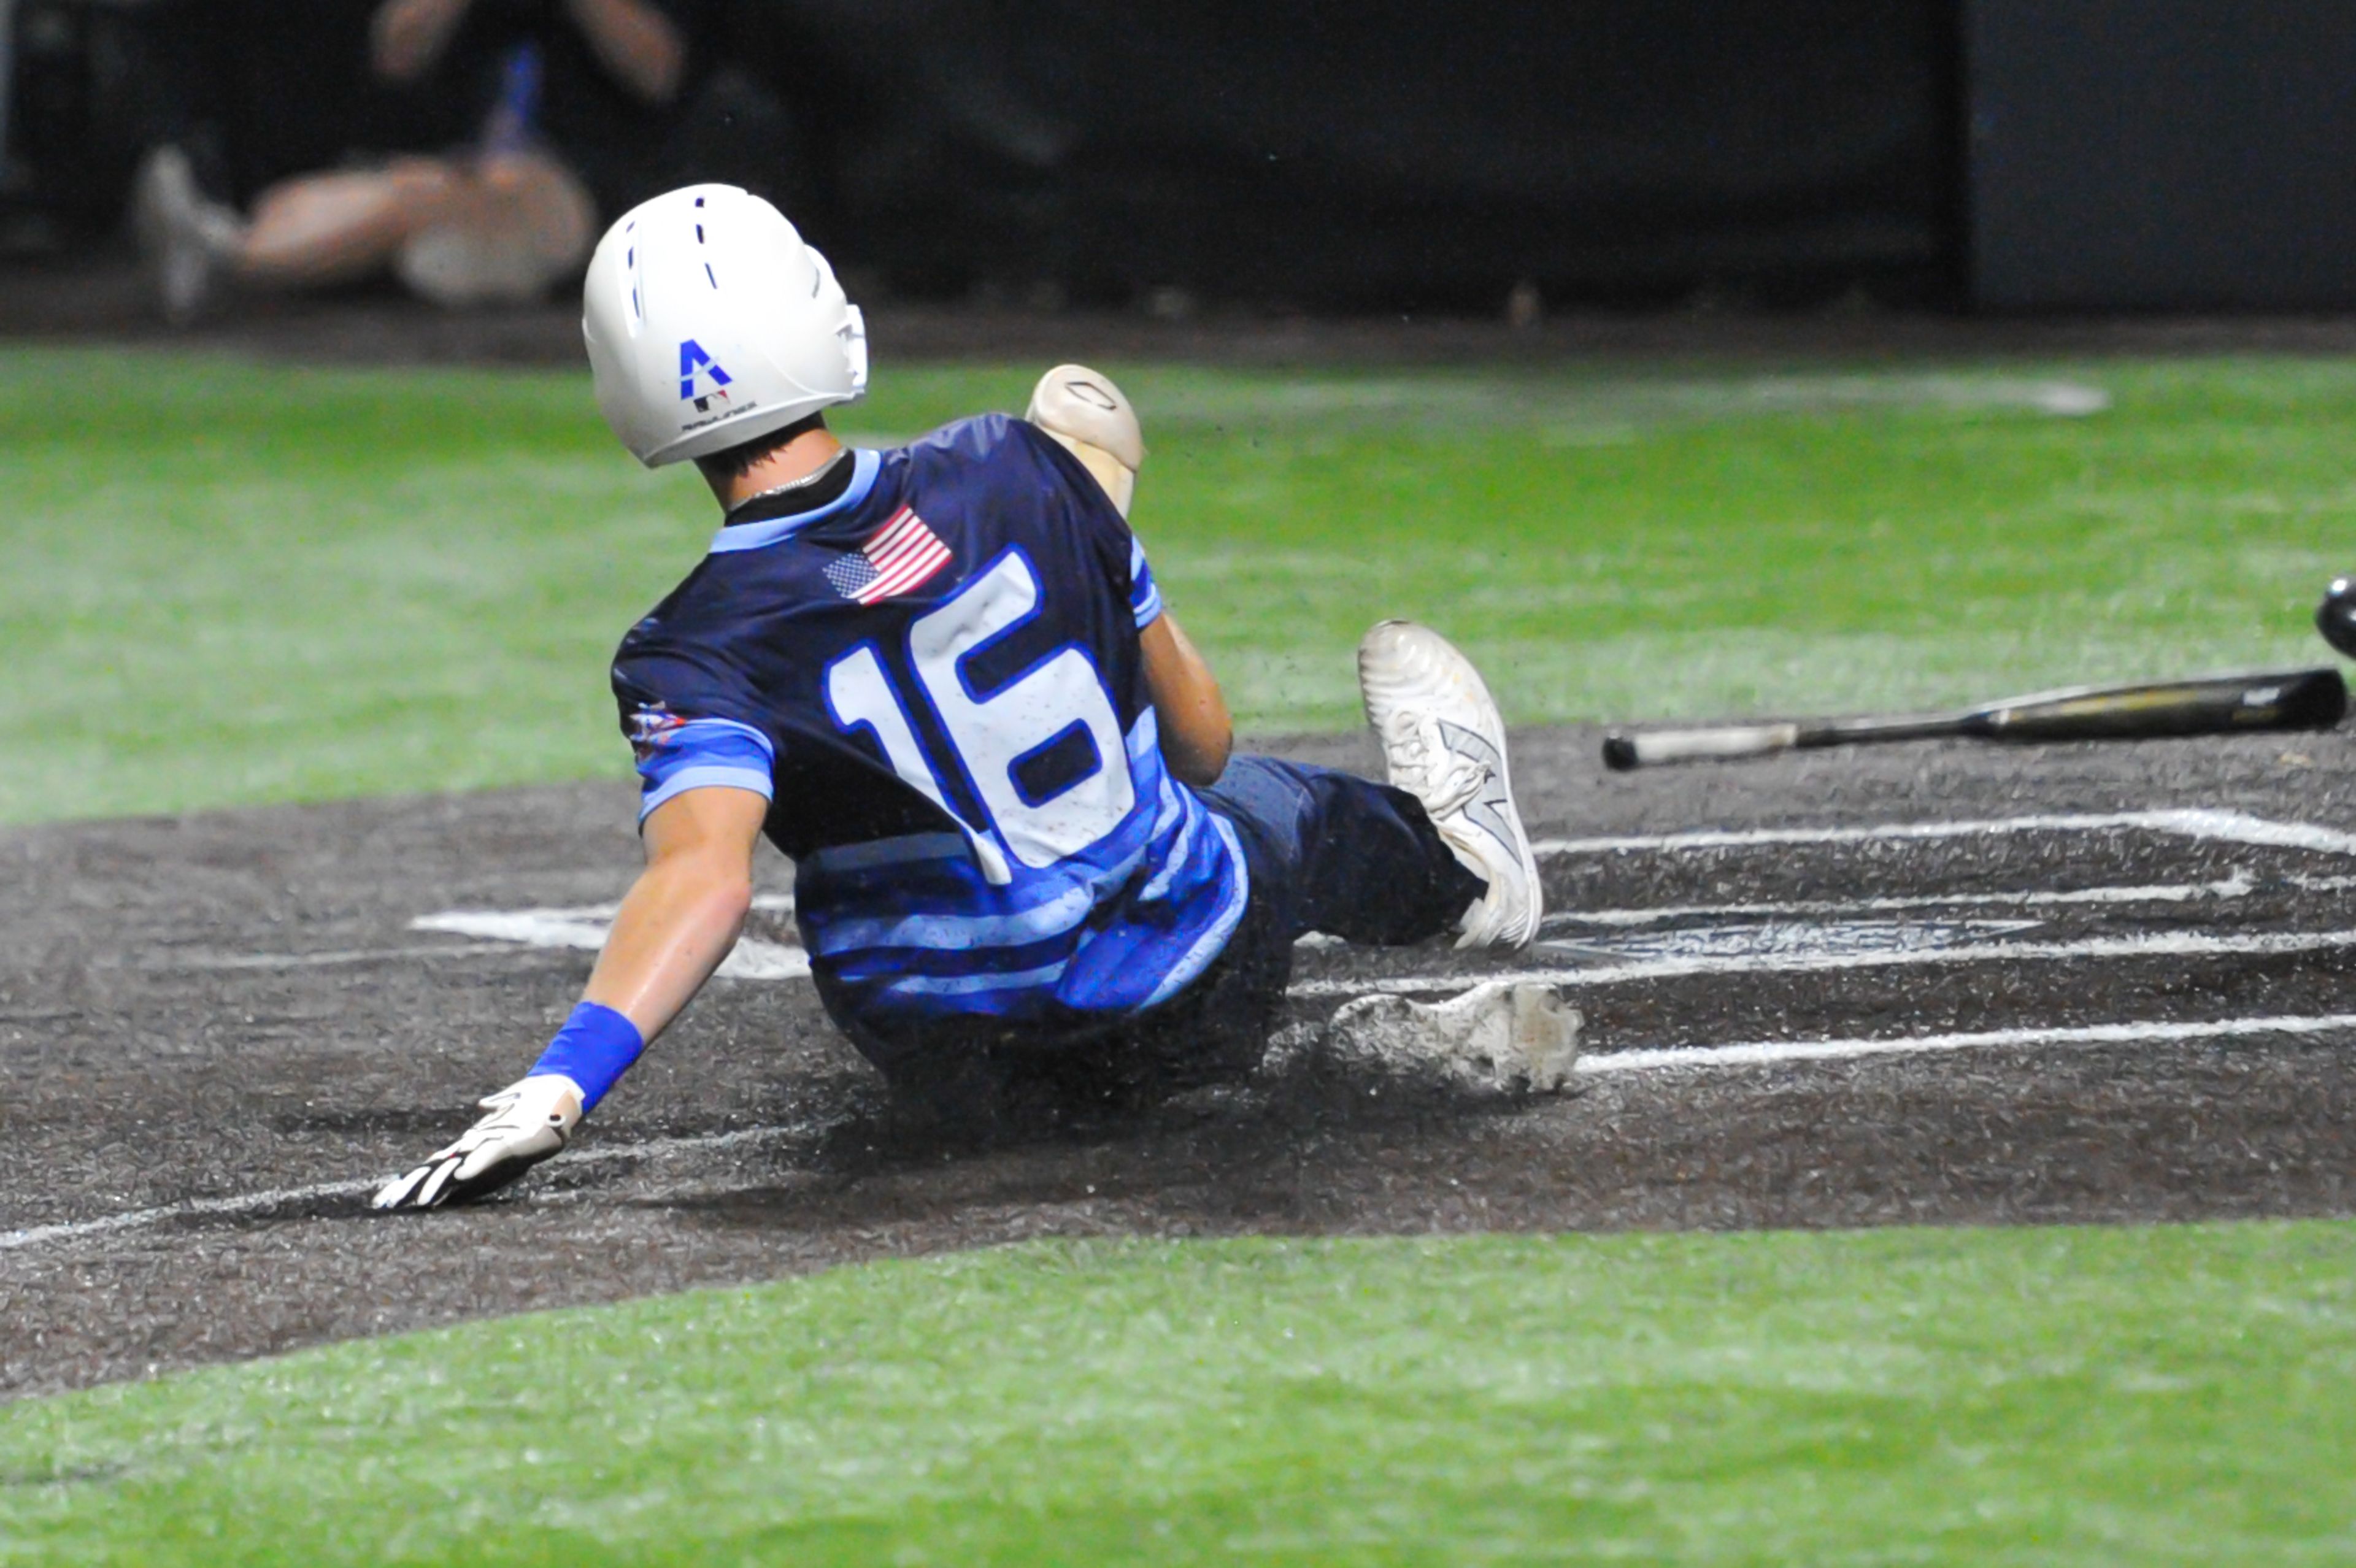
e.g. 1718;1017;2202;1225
610;415;1247;1047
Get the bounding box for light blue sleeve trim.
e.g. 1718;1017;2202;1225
635;717;775;772
639;766;776;821
707;448;883;554
633;718;776;821
676;717;774;750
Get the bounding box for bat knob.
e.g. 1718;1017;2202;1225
2319;576;2356;659
1601;733;1639;771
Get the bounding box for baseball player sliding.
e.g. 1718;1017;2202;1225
375;184;1544;1209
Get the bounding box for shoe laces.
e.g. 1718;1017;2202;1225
1379;715;1488;818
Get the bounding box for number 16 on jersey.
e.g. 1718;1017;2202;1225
825;552;1137;885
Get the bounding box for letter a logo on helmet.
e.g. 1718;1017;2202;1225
677;339;732;403
582;185;868;467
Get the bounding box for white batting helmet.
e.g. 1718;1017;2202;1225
582;185;868;467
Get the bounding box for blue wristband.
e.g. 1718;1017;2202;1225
528;1002;645;1111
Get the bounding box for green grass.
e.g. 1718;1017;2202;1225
6;1225;2356;1564
4;347;2354;823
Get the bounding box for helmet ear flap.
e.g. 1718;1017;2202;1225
806;247;866;388
841;305;869;398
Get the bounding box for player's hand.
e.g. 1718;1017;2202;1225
371;1074;584;1210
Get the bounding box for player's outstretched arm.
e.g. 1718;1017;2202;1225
372;786;768;1210
578;786;769;1030
1142;612;1231;786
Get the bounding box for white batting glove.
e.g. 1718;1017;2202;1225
371;1074;585;1210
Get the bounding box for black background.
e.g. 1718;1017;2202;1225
9;1;2354;312
3;0;1956;311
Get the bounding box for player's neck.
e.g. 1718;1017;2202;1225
705;427;847;511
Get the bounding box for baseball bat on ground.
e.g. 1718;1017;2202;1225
1601;667;2347;771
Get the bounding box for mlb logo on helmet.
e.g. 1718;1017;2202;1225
678;340;733;412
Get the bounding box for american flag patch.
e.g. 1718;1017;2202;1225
823;507;953;604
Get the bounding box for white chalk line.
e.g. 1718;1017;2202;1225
0;1123;808;1255
1539;872;2356;930
155;943;540;972
1582;1012;2356;1075
162;940;809;978
1530;807;2356;859
156;893;806;975
1289;926;2356;998
1537;917;2045;963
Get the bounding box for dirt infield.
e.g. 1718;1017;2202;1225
7;723;2356;1402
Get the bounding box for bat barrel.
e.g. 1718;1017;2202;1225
1976;669;2347;739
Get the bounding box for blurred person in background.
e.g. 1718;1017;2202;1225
131;0;705;320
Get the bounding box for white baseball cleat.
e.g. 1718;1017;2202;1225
1320;981;1582;1095
372;1073;584;1210
1357;619;1542;947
